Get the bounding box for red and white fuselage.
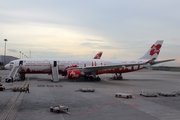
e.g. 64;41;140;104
7;58;147;75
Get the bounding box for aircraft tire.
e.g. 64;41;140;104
96;77;101;81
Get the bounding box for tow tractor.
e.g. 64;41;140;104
50;105;69;114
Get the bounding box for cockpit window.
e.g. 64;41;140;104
10;62;14;64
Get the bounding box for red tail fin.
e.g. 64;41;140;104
94;51;103;59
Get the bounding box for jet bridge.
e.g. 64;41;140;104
51;61;59;82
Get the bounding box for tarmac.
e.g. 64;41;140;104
0;70;180;120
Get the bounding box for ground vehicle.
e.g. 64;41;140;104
115;93;132;99
80;88;95;92
158;92;176;97
50;105;68;113
140;90;158;97
0;83;5;91
12;87;26;92
0;86;5;91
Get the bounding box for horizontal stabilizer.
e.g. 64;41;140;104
150;59;175;65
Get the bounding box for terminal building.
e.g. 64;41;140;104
0;55;18;66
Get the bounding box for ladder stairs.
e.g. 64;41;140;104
52;66;59;82
8;65;22;80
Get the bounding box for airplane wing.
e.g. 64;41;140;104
67;62;147;72
150;59;175;65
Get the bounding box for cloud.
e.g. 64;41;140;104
0;0;179;66
86;39;104;42
80;42;125;50
8;49;18;53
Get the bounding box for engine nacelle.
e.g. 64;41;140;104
67;70;81;79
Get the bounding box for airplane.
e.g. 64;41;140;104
4;40;175;82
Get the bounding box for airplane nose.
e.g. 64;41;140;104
4;64;9;70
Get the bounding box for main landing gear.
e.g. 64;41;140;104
84;75;101;81
112;73;123;80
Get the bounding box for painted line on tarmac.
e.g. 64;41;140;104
8;99;128;117
0;78;29;120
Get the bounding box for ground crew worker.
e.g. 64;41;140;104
26;84;29;93
0;77;1;82
5;76;7;82
11;77;13;83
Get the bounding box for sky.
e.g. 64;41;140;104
0;0;180;66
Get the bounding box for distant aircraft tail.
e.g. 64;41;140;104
94;51;103;59
139;40;163;60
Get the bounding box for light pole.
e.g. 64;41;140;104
4;39;7;65
22;53;23;59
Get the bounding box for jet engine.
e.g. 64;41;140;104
67;70;82;79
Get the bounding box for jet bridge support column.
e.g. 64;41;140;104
51;61;59;82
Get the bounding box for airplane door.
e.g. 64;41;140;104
19;61;23;65
53;61;57;67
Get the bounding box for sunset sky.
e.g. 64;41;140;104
0;0;179;66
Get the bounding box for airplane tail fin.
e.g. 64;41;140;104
94;51;103;59
139;40;163;60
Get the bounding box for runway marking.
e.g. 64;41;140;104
122;97;180;120
38;85;45;87
71;99;127;115
13;82;23;85
55;85;63;87
0;92;20;118
37;85;63;87
128;104;140;107
0;78;29;120
3;99;129;117
7;113;65;117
